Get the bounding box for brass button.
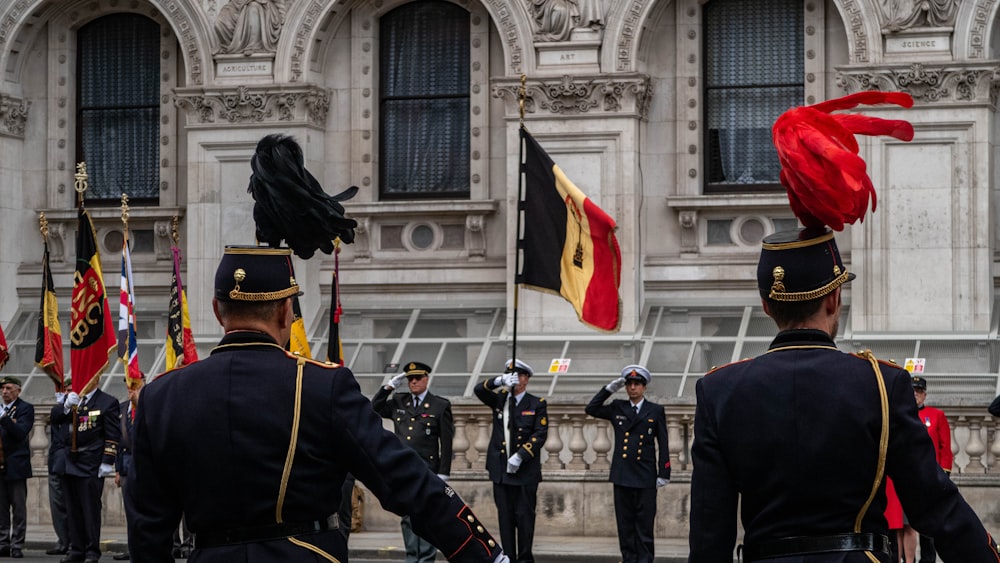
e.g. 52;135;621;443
406;436;411;440
622;454;627;459
624;439;629;444
488;540;496;547
477;525;485;533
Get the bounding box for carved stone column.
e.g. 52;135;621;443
591;419;611;470
452;416;471;470
544;416;564;470
473;418;490;466
989;422;1000;474
965;417;987;474
566;415;588;470
667;413;684;470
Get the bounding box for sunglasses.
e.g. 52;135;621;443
405;374;427;381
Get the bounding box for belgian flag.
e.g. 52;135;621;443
35;238;64;386
288;296;312;358
517;127;622;332
70;208;117;394
165;246;198;370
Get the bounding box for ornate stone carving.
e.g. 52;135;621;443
0;1;31;48
616;0;646;71
841;0;871;64
482;0;524;74
492;74;651;118
174;85;331;126
214;0;287;55
161;1;206;84
290;1;325;82
0;94;29;138
466;215;486;259
880;0;958;31
969;0;998;59
836;63;1000;105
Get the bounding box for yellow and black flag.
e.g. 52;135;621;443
35;237;64;386
288;296;312;358
70;208;117;394
165;245;198;370
517;127;622;332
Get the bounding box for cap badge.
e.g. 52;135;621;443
833;265;841;276
770;266;786;296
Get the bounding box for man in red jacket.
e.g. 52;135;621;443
912;375;953;563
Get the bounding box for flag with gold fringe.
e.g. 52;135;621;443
288;296;312;358
165;243;198;370
70;208;117;394
517;126;622;332
35;235;64;386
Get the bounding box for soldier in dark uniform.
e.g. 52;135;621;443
51;381;121;563
689;227;1000;562
46;379;72;556
0;376;35;559
585;365;670;563
113;379;141;561
473;359;548;563
128;246;508;563
372;361;455;563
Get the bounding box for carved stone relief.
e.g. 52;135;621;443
968;0;998;59
880;0;958;31
0;94;29;138
174;85;331;126
837;63;1000;105
215;0;287;54
531;0;605;42
492;74;651;118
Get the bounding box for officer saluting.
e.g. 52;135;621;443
372;361;455;563
585;365;670;563
128;247;507;563
474;359;547;563
688;92;1000;562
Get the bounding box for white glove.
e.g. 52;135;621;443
98;463;115;478
55;392;66;404
493;554;510;563
605;377;626;393
437;474;449;482
506;452;523;474
656;477;669;488
63;392;81;413
387;373;407;389
501;372;520;387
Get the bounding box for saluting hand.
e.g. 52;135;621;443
387;373;407;389
605;377;626;393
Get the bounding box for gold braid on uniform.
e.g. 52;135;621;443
854;350;889;563
276;356;306;524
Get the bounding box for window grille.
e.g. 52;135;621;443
379;1;470;199
77;14;160;202
704;0;803;192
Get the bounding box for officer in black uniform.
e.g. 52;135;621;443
372;361;455;563
473;359;548;563
688;227;1000;562
51;381;121;563
585;365;670;563
128;246;507;563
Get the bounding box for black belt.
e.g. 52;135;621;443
741;532;889;561
196;513;340;549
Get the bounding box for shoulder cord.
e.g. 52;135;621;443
856;350;889;563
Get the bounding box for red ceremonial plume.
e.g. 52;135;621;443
772;91;914;231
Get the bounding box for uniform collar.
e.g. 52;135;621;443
215;330;280;350
769;328;836;350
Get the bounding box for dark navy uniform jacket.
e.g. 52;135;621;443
0;398;34;480
115;401;134;477
129;331;502;563
51;389;120;478
372;388;454;475
48;403;68;476
585;389;670;488
473;378;548;485
689;329;1000;562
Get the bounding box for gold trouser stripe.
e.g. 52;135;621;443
855;349;889;563
276;357;306;524
287;537;341;562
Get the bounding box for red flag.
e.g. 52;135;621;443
70;208;116;394
165;246;198;370
35;239;64;386
0;323;8;372
517;127;622;332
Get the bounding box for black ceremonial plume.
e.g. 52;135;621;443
248;134;358;259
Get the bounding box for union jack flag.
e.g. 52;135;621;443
118;238;142;387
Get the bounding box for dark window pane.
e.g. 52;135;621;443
380;1;470;199
77;14;160;202
704;0;803;192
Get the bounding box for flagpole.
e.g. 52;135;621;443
512;74;527;367
71;163;88;453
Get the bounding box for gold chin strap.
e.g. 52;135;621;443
855;350;889;563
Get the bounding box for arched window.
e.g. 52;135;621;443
379;1;470;200
703;0;803;193
76;13;160;203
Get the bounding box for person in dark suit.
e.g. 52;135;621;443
0;376;34;559
688;227;1000;562
46;379;72;556
127;246;508;563
51;383;121;563
372;360;455;563
473;359;548;563
585;365;670;563
113;379;142;561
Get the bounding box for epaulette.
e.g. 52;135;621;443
703;357;752;377
283;349;342;369
538;397;546;403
